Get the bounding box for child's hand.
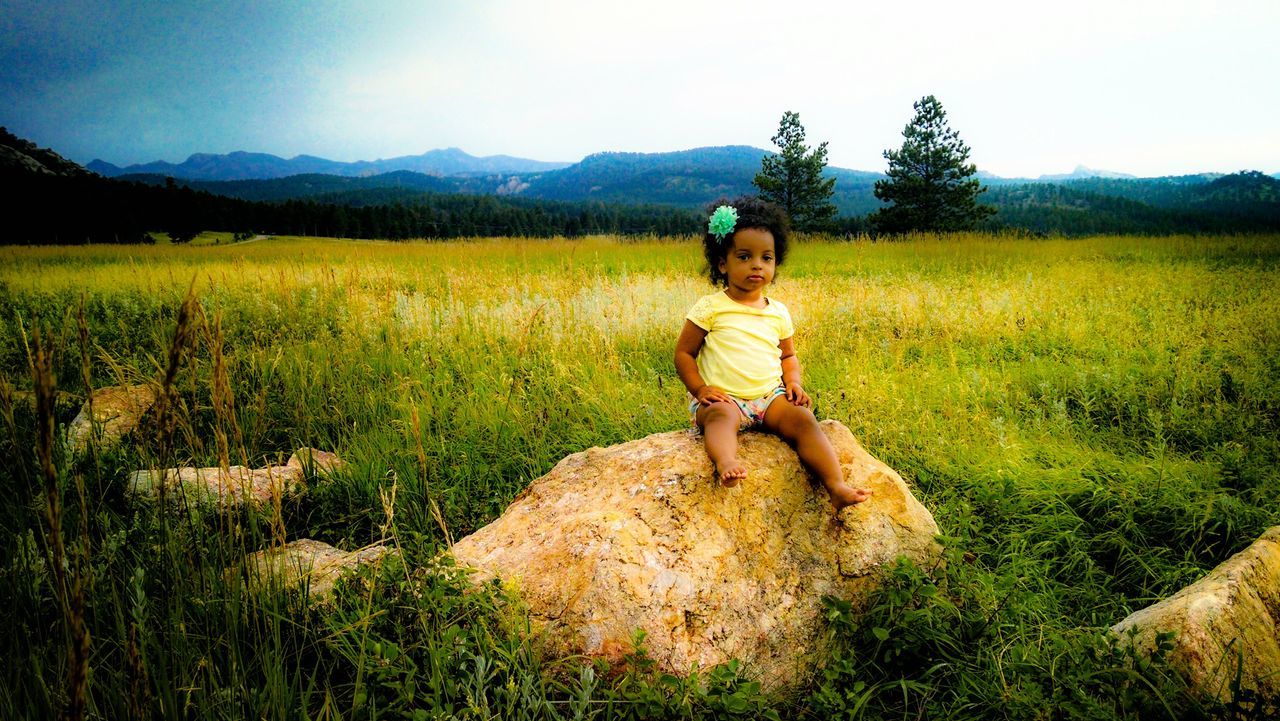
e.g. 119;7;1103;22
785;382;812;407
695;385;733;406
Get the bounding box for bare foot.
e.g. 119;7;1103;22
717;459;747;487
826;482;871;511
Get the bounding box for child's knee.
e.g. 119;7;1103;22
785;406;820;433
700;401;739;424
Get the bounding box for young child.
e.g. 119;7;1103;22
673;196;871;511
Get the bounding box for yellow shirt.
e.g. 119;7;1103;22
686;291;795;399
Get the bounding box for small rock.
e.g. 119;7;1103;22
237;538;393;601
287;447;347;476
129;447;344;510
129;463;304;509
1111;526;1280;711
450;420;940;691
66;384;157;453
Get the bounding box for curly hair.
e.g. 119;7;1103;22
701;195;791;286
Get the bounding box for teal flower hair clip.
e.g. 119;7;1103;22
708;205;738;243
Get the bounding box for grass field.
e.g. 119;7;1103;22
1;233;1278;719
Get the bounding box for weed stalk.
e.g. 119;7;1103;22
412;404;452;547
33;328;91;721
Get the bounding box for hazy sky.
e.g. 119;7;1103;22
3;0;1278;177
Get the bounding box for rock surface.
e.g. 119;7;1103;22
1111;526;1280;710
450;421;940;691
0;127;93;176
129;447;346;509
237;539;393;600
66;384;157;453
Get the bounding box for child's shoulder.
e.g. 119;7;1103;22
690;290;727;304
686;291;725;328
687;290;730;311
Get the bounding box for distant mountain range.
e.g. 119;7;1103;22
94;146;1255;186
6;126;1279;239
87;147;571;180
108;144;1278;220
106;145;886;214
93;145;1280;215
976;165;1137;182
1034;165;1137;181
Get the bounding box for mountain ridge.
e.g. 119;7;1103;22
108;143;1275;223
92;144;1227;186
88;147;572;181
1037;165;1137;181
109;145;891;215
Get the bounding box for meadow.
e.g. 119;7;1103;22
1;233;1277;720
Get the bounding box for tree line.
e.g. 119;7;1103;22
982;182;1280;235
1;169;704;245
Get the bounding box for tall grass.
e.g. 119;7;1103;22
0;233;1277;719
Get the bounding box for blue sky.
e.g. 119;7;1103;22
3;0;1278;177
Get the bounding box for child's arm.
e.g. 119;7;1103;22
675;320;733;405
779;336;812;407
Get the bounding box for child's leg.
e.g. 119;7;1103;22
696;401;747;487
762;400;871;511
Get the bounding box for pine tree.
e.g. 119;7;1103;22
871;95;995;233
754;111;837;231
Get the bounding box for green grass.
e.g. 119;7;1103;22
1;232;1277;719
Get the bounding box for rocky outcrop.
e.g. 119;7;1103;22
450;421;940;691
236;539;393;601
0;127;93;177
66;384;157;453
1111;526;1280;710
129;447;345;509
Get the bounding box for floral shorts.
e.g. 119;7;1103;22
688;385;787;431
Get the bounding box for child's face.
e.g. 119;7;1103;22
718;227;776;295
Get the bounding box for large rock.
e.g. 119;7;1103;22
66;383;157;453
450;421;940;691
129;447;345;509
1111;526;1280;711
236;539;393;601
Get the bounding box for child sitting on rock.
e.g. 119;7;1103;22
674;196;871;510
